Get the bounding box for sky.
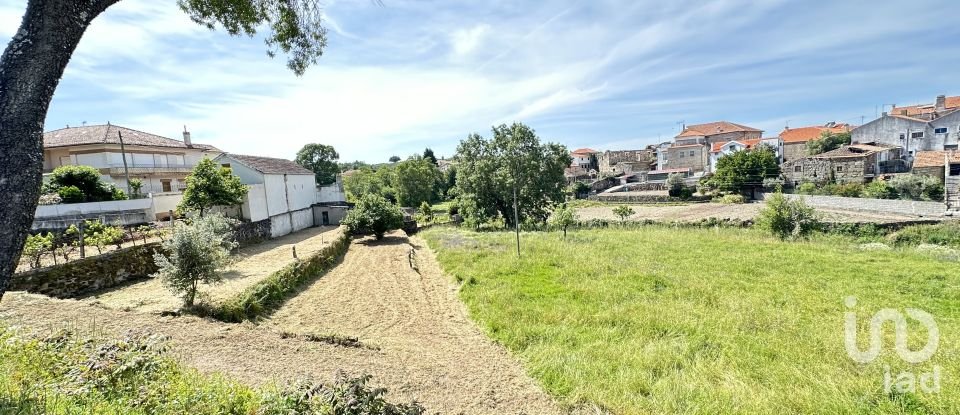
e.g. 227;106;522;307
2;0;960;163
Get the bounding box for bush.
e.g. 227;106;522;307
57;185;85;203
342;194;404;240
889;174;944;201
417;201;433;223
548;203;577;238
757;193;819;240
861;180;897;199
23;233;54;269
719;194;746;204
796;182;817;195
832;182;863;198
888;223;960;247
153;213;238;307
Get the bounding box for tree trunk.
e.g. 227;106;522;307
0;0;119;299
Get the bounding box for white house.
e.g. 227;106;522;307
214;153;317;238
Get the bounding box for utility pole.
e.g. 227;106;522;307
118;131;132;196
513;156;520;258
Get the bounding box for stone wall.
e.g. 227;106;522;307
10;243;162;298
759;193;946;218
233;218;272;247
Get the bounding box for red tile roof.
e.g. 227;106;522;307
710;139;762;153
44;124;219;151
892;96;960;116
913;151;960;168
676;121;762;138
570;148;598;155
779;123;852;143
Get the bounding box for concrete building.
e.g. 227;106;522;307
661;121;762;174
570;148;599;169
707;139;761;173
780;122;854;163
42;123;221;194
214;153;318;238
852;104;960;163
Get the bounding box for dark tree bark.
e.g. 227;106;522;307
0;0;119;298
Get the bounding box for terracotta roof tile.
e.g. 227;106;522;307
43;124;219;151
676;121;762;138
892;96;960;116
913;151;960;168
813;145;879;159
222;154;314;175
571;148;598;155
709;139;762;153
779;123;852;143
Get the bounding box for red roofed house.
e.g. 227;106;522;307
43;123;222;195
852;95;960;164
664;121;763;173
570;148;599;169
707;138;762;173
780;122;854;164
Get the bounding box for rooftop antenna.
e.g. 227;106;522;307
82;121;87;126
676;120;685;132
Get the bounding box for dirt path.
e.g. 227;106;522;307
89;226;341;313
0;231;561;414
576;202;926;223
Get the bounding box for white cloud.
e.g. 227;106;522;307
450;24;490;57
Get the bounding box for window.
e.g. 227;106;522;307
935;127;948;134
899;133;906;140
679;152;684;158
836;166;843;173
794;165;802;173
911;131;924;139
689;151;695;157
161;180;172;192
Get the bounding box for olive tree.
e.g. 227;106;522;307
0;0;330;298
153;213;238;307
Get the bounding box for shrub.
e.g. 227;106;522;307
418;201;434;223
861;180;897;199
796;182;817;195
757;193;819;240
153;213;238;307
129;178;144;196
888;222;960;247
57;185;85;203
832;182;863;198
44;165;126;202
342;194;404;240
889;174;944;201
23;233;54;269
612;205;635;223
667;173;685;197
719;194;746;204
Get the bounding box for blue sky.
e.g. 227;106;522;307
2;0;959;162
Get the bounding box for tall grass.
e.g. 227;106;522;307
423;226;960;414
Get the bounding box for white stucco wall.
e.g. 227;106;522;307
242;183;270;222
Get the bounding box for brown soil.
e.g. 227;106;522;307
0;230;561;414
88;226;342;313
576;202;926;223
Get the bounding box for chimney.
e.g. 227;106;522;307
936;95;946;111
182;125;192;147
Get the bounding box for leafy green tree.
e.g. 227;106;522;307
179;159;248;216
568;181;590;199
757;193;819;240
422;148;438;165
0;0;331;299
295;143;340;186
65;219;123;255
440;166;458;199
418;201;434;223
389;156;401;163
612;205;635;223
341;194;404;240
342;167;395;202
807;131;851;155
339;160;370;172
706;145;780;196
454;122;570;227
549;204;577;239
44;165;125;203
128;178;144;197
23;233;54;269
153;213;238;307
394;156;442;207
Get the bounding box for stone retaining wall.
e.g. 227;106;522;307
760;193;946;218
10;243;162;298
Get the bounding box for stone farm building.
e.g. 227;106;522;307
779;122;854;164
781;144;900;186
598;149;655;175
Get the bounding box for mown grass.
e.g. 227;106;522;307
423;226;960;414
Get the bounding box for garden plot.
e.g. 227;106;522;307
0;230;560;415
88;226;341;313
576;201;925;223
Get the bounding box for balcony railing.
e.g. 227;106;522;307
878;159;910;174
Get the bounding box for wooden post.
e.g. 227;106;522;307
78;221;85;259
292;245;298;260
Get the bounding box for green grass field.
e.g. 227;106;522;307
422;226;960;414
